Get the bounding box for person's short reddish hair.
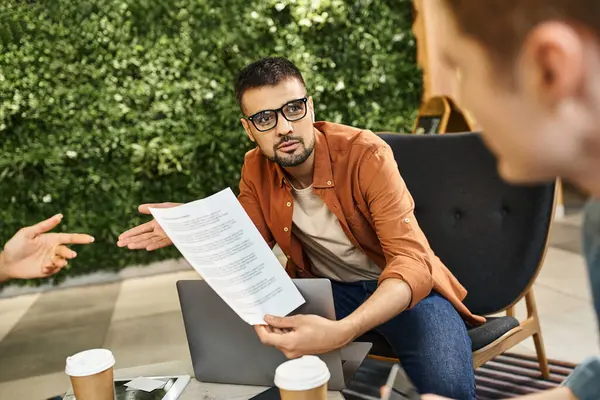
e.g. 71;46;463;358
444;0;600;67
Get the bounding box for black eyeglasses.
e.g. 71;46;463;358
247;97;308;132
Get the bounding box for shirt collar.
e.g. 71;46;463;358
274;127;334;189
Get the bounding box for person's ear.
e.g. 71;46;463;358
240;118;256;143
519;22;584;108
308;96;315;122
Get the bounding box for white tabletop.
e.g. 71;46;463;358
113;360;345;400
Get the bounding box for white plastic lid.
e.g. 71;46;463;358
65;349;115;377
274;355;331;391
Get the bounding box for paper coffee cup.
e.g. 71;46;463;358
274;355;330;400
65;349;116;400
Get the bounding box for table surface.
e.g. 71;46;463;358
113;360;345;400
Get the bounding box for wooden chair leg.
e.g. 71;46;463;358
506;306;515;317
555;178;565;219
525;289;550;378
532;330;550;378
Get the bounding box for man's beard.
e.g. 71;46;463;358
266;135;315;168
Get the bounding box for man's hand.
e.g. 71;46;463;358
0;214;95;283
116;203;180;251
254;314;356;359
254;279;411;360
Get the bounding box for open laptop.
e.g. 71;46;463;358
176;278;372;391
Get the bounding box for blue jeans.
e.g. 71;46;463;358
331;280;476;399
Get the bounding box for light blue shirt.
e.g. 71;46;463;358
582;199;600;329
563;199;600;400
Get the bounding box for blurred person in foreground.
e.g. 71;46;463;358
0;214;95;283
118;56;486;399
421;0;600;399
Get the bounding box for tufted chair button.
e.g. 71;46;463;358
501;206;510;217
454;210;462;220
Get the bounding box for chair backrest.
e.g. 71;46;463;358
378;132;556;315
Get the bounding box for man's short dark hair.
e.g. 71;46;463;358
444;0;600;72
234;57;306;113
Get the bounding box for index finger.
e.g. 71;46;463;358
118;221;155;241
139;202;181;214
54;233;95;245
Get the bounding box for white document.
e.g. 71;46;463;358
125;377;165;392
149;187;305;325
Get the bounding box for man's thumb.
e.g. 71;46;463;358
265;315;296;329
27;214;63;236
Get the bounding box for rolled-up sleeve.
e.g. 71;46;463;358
360;144;434;308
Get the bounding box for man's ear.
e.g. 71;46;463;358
308;96;315;122
240;118;255;142
519;22;584;108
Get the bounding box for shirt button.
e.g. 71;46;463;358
286;202;291;207
284;227;289;232
327;180;332;185
286;255;291;259
404;218;410;223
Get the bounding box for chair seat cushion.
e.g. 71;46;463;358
356;316;520;357
468;316;520;351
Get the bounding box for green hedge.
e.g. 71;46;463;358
0;0;422;285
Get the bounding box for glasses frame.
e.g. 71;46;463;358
246;97;309;132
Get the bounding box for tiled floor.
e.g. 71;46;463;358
0;216;598;399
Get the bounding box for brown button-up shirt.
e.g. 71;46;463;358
238;121;485;326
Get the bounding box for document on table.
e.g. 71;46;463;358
149;187;305;325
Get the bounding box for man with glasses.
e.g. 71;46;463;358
117;57;483;399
